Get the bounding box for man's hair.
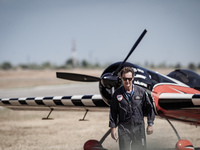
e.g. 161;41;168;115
120;67;134;77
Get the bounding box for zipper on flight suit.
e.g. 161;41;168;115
123;92;134;127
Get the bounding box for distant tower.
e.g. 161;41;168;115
72;39;77;68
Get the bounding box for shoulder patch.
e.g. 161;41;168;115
117;94;123;102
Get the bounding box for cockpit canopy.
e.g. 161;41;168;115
167;69;200;91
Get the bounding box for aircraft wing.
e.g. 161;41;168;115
0;94;109;112
158;93;200;124
152;84;200;125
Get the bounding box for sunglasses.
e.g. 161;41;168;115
122;77;133;81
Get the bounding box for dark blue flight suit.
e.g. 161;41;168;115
109;85;155;150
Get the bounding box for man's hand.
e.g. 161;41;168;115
146;125;153;135
111;127;118;141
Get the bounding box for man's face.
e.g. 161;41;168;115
121;72;134;89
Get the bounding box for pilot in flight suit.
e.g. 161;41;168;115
109;67;155;150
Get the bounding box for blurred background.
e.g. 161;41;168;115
0;0;200;71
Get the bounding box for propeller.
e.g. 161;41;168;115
56;29;147;89
56;72;100;82
113;29;147;76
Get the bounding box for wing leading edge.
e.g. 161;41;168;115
0;94;109;112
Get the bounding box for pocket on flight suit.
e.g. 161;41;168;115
133;95;143;109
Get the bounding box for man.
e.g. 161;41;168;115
109;67;155;150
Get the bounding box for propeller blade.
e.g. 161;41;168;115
113;29;147;76
56;72;100;82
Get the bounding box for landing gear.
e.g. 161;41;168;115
83;128;111;150
165;117;199;150
165;117;181;141
176;140;195;150
79;109;89;121
42;108;54;120
99;128;111;145
84;140;106;150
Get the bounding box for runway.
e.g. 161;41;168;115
0;83;199;150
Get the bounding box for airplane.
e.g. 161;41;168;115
0;29;200;150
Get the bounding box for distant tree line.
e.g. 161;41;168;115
0;59;200;71
0;58;102;70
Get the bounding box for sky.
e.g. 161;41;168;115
0;0;200;67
